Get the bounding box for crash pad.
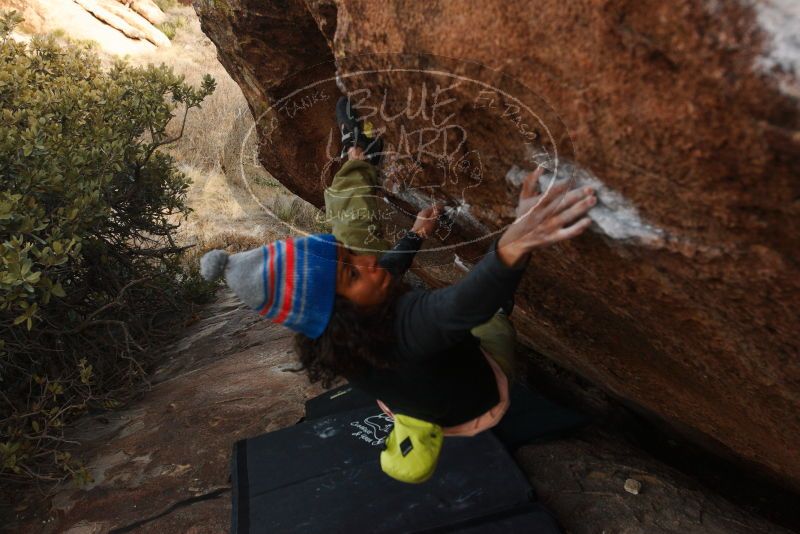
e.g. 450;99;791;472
304;385;375;421
304;383;589;450
231;406;561;533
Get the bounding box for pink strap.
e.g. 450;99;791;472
376;349;510;437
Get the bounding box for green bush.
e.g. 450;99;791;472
0;11;216;485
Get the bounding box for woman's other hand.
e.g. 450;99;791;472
497;167;596;267
410;203;444;239
347;146;367;161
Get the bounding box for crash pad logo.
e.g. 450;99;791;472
237;53;574;260
350;413;394;447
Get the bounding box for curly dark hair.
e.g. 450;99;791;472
293;281;408;388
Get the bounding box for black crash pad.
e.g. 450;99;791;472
231;406;561;534
304;385;375;421
446;502;562;533
304;383;589;451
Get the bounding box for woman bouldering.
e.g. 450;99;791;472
200;97;596;482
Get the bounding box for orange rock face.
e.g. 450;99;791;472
194;0;800;489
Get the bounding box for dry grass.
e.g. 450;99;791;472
152;0;179;13
130;7;247;172
37;3;329;257
124;6;328;255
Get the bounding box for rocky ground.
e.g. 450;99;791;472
3;290;795;533
518;432;790;534
4;292;323;533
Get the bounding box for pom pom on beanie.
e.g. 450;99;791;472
200;249;229;281
197;235;338;339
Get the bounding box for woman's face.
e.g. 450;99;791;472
335;244;392;308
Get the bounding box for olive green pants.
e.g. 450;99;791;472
325;159;517;379
470;310;517;380
324;159;390;255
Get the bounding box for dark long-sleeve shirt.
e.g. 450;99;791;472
350;237;527;426
376;231;424;277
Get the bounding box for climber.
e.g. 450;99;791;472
200;96;596;482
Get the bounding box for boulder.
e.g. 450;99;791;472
75;0;171;47
193;0;800;491
121;0;167;26
0;0;158;55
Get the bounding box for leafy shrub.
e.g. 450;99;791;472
0;11;216;485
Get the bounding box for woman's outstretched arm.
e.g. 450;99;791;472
395;168;596;358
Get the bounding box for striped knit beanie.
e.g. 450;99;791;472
199;234;338;339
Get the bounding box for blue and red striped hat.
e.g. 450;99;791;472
199;234;338;339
